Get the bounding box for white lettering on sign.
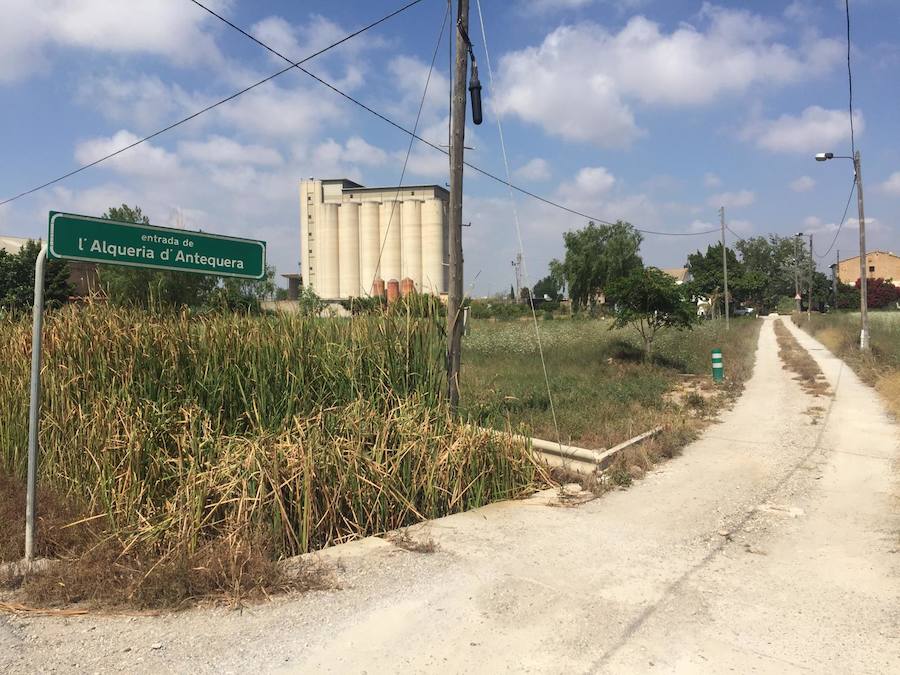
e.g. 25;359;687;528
175;250;245;270
90;240;155;260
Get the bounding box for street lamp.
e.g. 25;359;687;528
814;150;868;350
793;232;804;314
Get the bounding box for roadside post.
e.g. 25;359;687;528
23;211;266;563
711;348;724;383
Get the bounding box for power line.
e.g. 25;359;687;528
475;0;561;446
192;1;720;238
845;0;856;156
0;0;428;207
367;0;449;296
815;178;856;260
5;0;719;239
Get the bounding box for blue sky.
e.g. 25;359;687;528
1;0;899;294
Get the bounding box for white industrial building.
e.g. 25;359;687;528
300;178;449;299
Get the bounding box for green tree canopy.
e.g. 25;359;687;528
0;239;72;312
100;204;218;308
532;274;562;301
549;220;642;310
606;266;697;361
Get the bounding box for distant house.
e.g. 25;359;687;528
661;267;692;285
1;235;100;296
835;251;900;287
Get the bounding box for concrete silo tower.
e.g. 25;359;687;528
401;199;422;290
338;202;360;298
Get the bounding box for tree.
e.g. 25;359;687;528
532;274;562;301
210;266;276;311
0;239;72;311
606;266;697;361
686;242;744;316
857;277;900;309
736;235;810;313
550;220;642;310
100;205;217;308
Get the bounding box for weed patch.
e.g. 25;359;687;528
773;320;830;397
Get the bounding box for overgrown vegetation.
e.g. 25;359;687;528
0;302;543;607
773;319;830;397
462;317;761;451
796;311;900;418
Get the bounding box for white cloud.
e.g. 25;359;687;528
0;0;225;83
515;158;552;181
77;75;201;130
215;81;345;139
179;136;284;166
707;190;755;208
790;175;816;192
559;167;616;199
252;14;383;64
74;130;181;178
741;106;864;154
728;219;754;235
493;7;842;146
312;137;388;169
877;172;900;196
704;173;722;188
386;55;451;125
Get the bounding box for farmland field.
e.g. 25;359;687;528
462;316;761;450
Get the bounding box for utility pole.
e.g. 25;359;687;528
808;234;813;321
719;206;729;330
794;233;802;314
833;249;839;308
511;253;522;302
447;0;470;410
854;151;869;350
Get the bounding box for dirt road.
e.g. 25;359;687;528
2;316;898;673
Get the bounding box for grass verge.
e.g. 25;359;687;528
1;303;544;609
462;317;762;486
794;312;900;418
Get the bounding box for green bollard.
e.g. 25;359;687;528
712;348;724;382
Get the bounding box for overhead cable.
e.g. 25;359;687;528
0;0;428;207
815;178;856;260
193;0;720;238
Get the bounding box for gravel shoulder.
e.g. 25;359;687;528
2;316;898;674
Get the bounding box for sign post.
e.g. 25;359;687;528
48;212;266;278
24;212;266;563
711;348;724;383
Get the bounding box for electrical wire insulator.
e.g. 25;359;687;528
469;57;483;125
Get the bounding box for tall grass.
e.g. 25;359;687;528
1;302;542;565
797;311;900;417
462;317;761;449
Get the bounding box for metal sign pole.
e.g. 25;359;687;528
24;243;47;563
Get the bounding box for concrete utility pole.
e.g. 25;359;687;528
854;151;870;350
719;206;729;330
447;0;470;410
794;233;803;314
807;234;813;321
833;249;839;308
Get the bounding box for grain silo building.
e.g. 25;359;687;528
300;178;449;299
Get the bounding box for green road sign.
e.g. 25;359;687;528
48;211;266;279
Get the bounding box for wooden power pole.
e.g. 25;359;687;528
719;206;729;330
808;234;813;321
447;0;469;410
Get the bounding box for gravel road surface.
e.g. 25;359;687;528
2;315;898;674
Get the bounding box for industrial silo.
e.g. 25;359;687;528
401;200;422;290
319;203;340;299
359;202;381;296
421;198;446;294
338;202;360;298
379;201;402;284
